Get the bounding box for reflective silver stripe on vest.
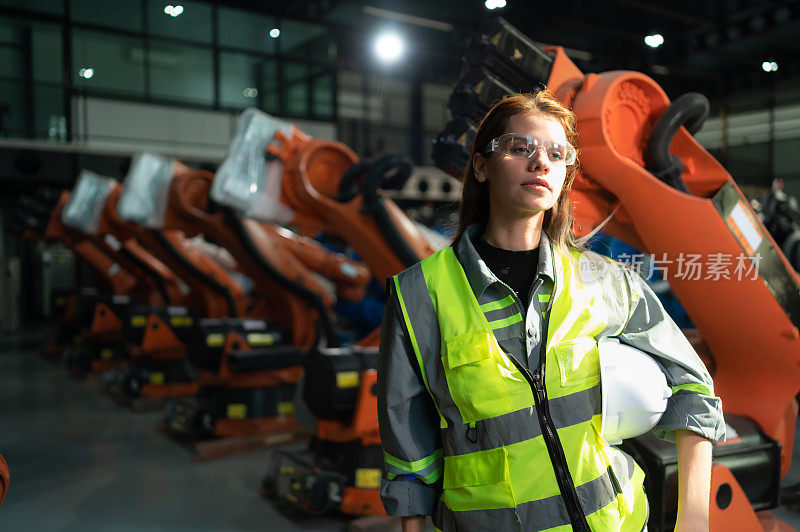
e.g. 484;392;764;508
483;305;519;324
385;457;442;483
441;385;601;456
394;264;460;424
433;457;634;532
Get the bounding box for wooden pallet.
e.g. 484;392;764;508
191;426;311;462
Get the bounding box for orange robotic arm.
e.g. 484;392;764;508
543;47;800;471
163;160;371;347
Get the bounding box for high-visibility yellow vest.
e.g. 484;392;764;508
392;244;648;531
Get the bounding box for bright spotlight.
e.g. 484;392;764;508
269;28;280;39
164;4;182;16
243;88;259;98
762;61;778;72
644;34;664;48
485;0;506;7
78;67;94;79
374;32;404;63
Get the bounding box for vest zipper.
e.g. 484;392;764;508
508;276;592;532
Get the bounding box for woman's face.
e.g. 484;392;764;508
473;112;570;218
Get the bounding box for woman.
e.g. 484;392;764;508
377;91;724;532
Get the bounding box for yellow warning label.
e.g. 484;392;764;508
149;372;165;385
277;401;294;416
355;468;382;489
131;315;146;327
170;316;193;328
490;32;501;46
227;403;247;419
457;132;467;147
247;332;276;347
336;371;360;389
474;80;484;94
100;348;114;360
513;48;523;60
206;333;225;347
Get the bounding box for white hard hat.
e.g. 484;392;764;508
599;337;672;445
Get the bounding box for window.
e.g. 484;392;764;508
0;79;25;137
34;84;64;140
0;0;63;15
0;17;62;83
284;61;309;117
311;70;334;120
72;29;145;96
280;19;332;62
218;6;277;54
149;40;213;105
71;0;143;32
0;18;63;140
147;0;211;44
219;52;279;113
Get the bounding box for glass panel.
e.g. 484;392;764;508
72;29;145;96
775;138;800;181
312;70;334;119
284;61;309;117
0;17;62;83
147;0;211;44
218;6;277;54
0;0;63;15
280;19;333;62
149;40;213;105
71;0;143;32
727;140;769;186
219;52;278;113
32;23;62;83
0;79;25;138
33;84;65;140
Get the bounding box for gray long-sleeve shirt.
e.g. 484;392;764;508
377;225;725;516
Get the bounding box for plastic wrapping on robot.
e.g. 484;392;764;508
210;108;295;224
61;170;116;235
117;152;175;229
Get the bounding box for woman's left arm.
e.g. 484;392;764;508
675;429;713;532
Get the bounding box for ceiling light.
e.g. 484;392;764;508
485;0;507;9
243;88;258;98
269;28;280;39
762;61;778;72
164;4;183;17
650;64;669;75
78;67;94;79
644;34;664;48
374;32;404;64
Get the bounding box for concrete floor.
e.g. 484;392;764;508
0;331;352;531
2;328;800;531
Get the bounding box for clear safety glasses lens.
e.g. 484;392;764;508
494;134;576;165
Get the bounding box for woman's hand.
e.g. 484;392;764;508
401;516;426;532
675;429;713;531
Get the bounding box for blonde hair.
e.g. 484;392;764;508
454;91;607;254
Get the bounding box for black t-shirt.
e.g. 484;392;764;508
472;233;540;310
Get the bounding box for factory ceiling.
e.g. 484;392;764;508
225;0;800;109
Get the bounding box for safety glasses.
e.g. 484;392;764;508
485;133;577;165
